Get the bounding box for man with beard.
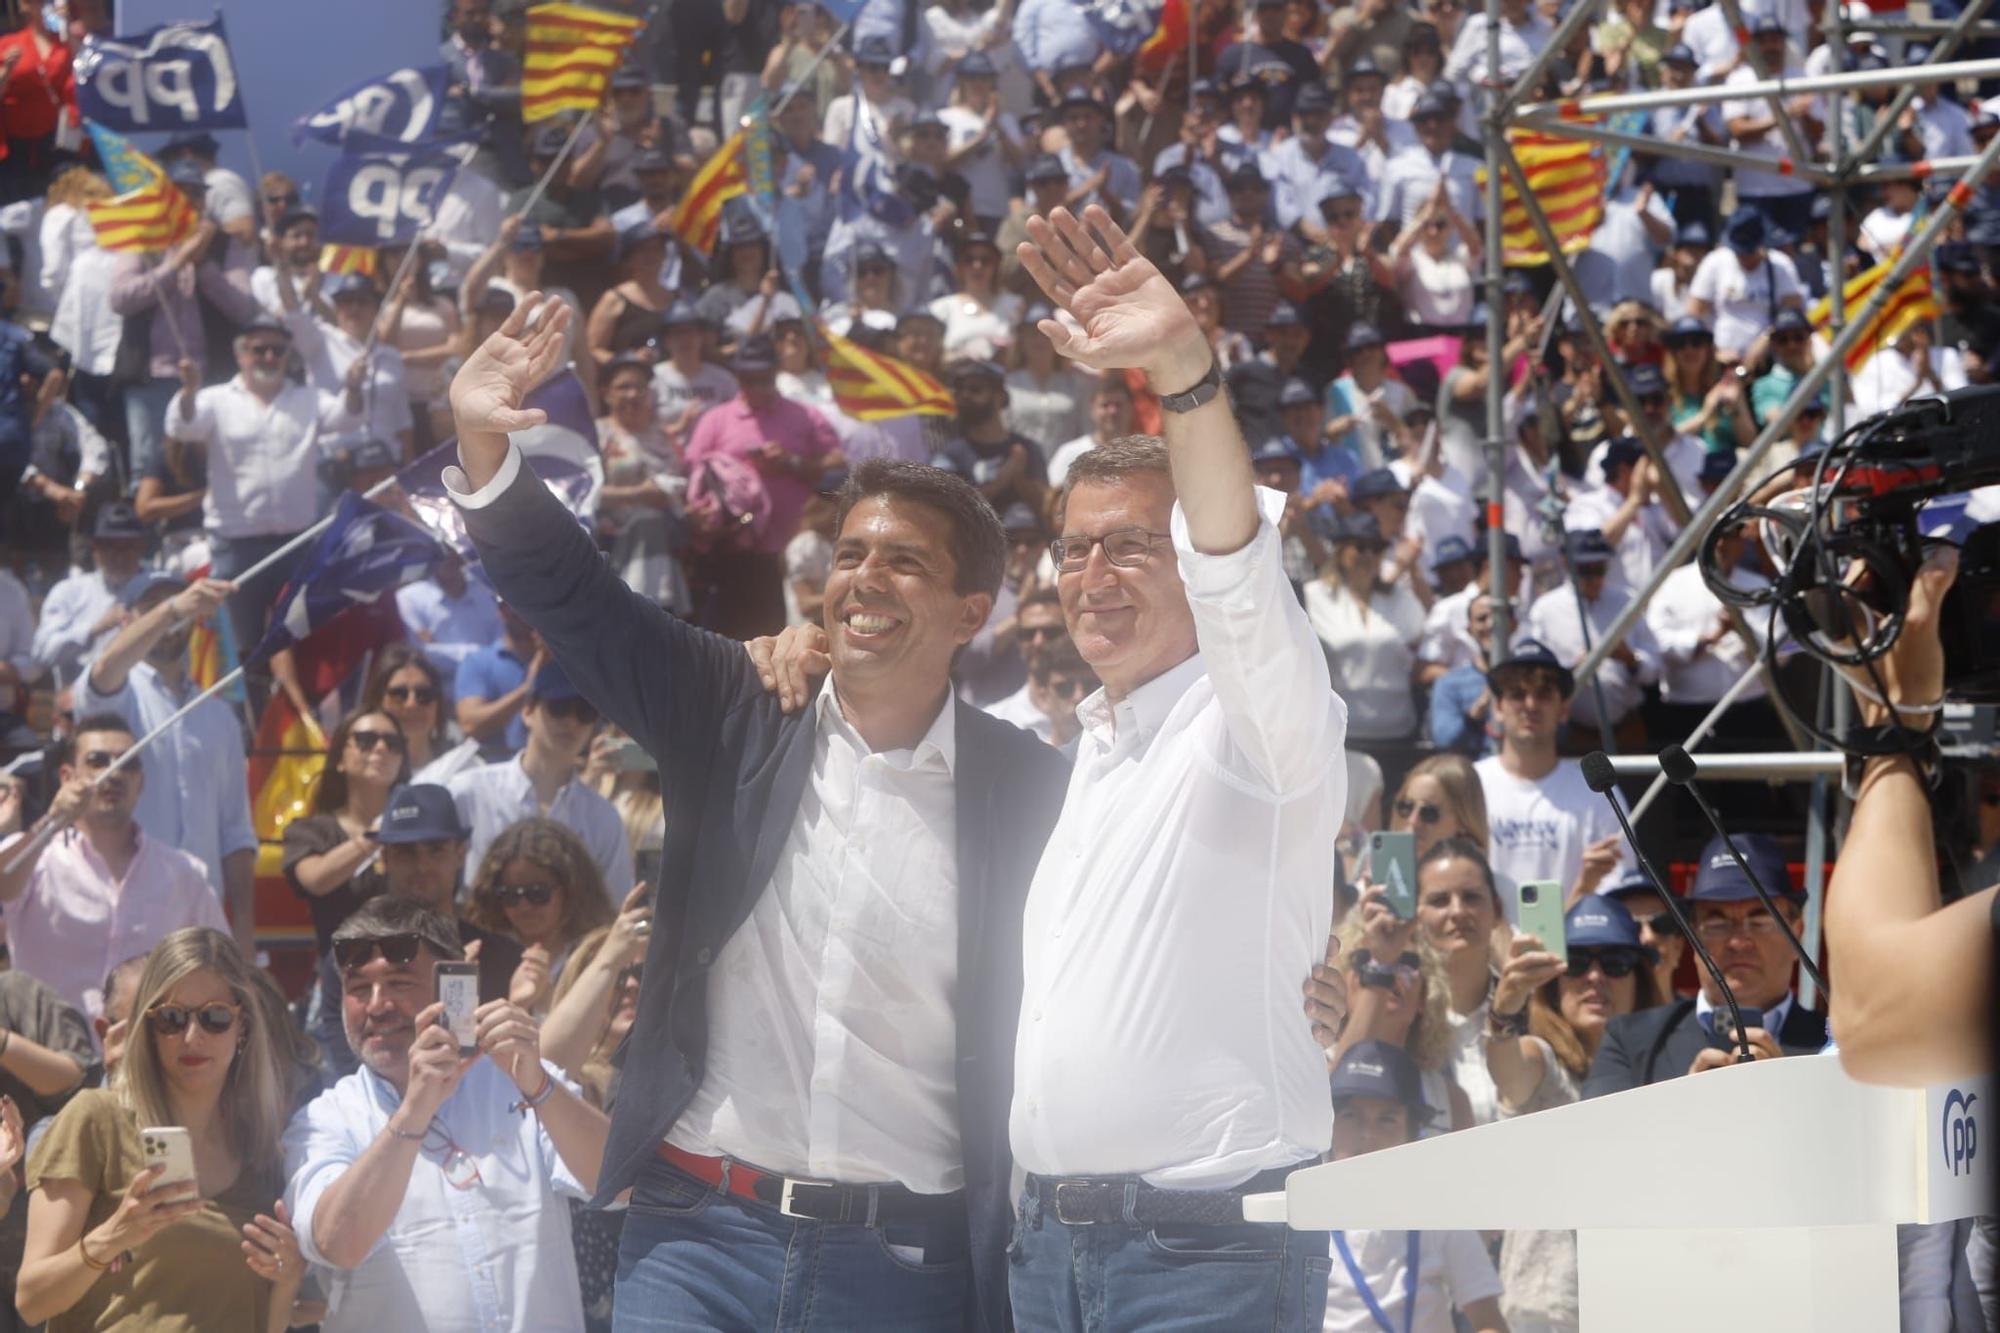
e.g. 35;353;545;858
250;205;325;320
76;574;258;954
442;294;1068;1330
938;359;1048;512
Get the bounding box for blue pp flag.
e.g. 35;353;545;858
319;139;469;246
294;65;457;149
75;17;248;132
249;493;441;664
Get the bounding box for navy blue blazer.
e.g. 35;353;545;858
461;460;1070;1332
1582;996;1829;1098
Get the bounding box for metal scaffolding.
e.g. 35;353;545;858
1477;3;2000;1004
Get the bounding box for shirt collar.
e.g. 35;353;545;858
1076;651;1205;749
814;676;957;773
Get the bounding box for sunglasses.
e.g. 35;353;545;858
1566;948;1643;979
1665;336;1711;349
243;343;290;359
1022;625;1065;643
1394;798;1443;824
386;684;439;705
1772;331;1807;344
1326;208;1362;222
348;728;406;754
264;192;300;207
334;933;425;971
146;1001;241;1036
1637;392;1667;407
540;697;600;725
494;882;557;907
80;749;136;772
1639;911;1679;937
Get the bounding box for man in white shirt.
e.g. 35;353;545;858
1419;533;1526;684
1568;435;1677;593
1373;94;1481;233
650;300;738;433
283;895;609;1333
1851;321;1969;420
30;502;145;688
396;554;504;675
447;661;633;899
1008;206;1345;1330
77;574;258;954
280;271;417;461
1525;529;1662;749
249;206;324;320
1685;207;1805;360
1474;640;1628;914
1721;22;1821;237
983;634;1095;747
1645;523;1788;747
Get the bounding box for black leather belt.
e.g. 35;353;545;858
659;1143;963;1228
1027;1162;1302;1227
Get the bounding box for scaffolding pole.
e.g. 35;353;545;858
1520;56;2000;117
1842;0;1995;176
1483;0;1509;652
1511;116;1837;183
1710;0;1819;169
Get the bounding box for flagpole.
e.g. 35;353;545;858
221;471;403;596
769;20;852;121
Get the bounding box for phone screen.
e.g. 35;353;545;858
436;963;479;1054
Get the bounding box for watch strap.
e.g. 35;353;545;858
1155;359;1223;414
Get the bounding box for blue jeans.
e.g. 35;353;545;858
1008;1178;1330;1333
123;376;178;494
613;1156;971;1332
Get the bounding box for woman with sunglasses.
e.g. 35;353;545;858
1659;316;1752;456
361;645;480;785
1388;754;1491;860
1482;896;1661;1332
283;710;410;971
930;230;1024;363
466;818;616;1016
1306;510;1426;745
19;927;309;1331
1390;180;1480;337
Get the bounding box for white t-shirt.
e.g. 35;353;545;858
1402;247;1476;329
1688;247;1803;358
1324;1228;1503;1333
1475;756;1629;915
1723;62;1817;198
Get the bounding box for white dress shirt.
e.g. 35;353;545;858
1012;489;1347;1187
286;315;416;452
1305;580;1425;742
1523;584;1661;729
165;376;359;539
1475;757;1628;916
1850;345;1968;422
1645;562;1773;705
285;1057;588;1333
1723;61;1818;199
1565;483;1677;594
30;568;126;687
446;757;634;901
396;578;504;674
667;683;964;1193
76;662;257;895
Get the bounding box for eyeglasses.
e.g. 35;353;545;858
421;1120;484;1190
80;749;135;772
1045;674;1092;698
264;192;300;208
1665;336;1711;350
1050;527;1170;572
348;728;406;754
1638;911;1679;937
243;342;289;359
540;697;600;725
1394;798;1443;825
386;684;439;705
146;1001;242;1036
1566;948;1642;979
334;933;425;971
1693;912;1784;943
494;882;556;907
1022;625;1065;643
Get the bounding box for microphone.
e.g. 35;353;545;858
1658;744;1830;998
1580;751;1757;1063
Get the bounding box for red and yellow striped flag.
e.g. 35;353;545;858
319;244;378;277
85;154;200;253
1480;128;1606;267
819;322;955;420
1810;257;1936;371
669;130;747;255
522;2;645;123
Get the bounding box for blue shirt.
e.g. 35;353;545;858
1298;440;1363;499
1429;664;1494;756
453;641;529;756
1011;0;1103;73
1151;143;1242;228
1058;145;1142;213
1260;135;1371;232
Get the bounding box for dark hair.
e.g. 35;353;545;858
1059;433;1173;510
1030;636;1092;685
833;457;1007;596
1020;586;1063;613
61;712;136;768
331;894;463;962
465;818;615;945
361;645;450;748
311;709;410;816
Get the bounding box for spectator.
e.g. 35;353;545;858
157;131;257;244
362;644;482;785
1566;436;1674;595
1011;0;1101;104
0;0;75;206
1411;836;1508;1126
1584;833;1827;1094
1722;20;1821;239
579;728;664;882
1005;303;1096;454
939;359;1047;512
1652;316;1751;460
30;500;143;688
78;577;256;954
1646;55;1724;236
0;961;94;1314
932;230;1023;363
1056;93;1139;218
1391;181;1480;334
1523;528;1662;752
1323;1040;1508;1333
1685;208;1804;362
1427;589;1497;756
938;54;1026;232
1601;868;1689;1002
1328;326;1417;470
1748;307;1820;431
508;124;614;278
448;660;634;900
283;896;609;1332
1307;511;1424;745
454;599;544;757
649;299;738;440
1045;371;1132;487
597;354;691;610
462;218;588;375
569;65;685;213
1217;0;1319;131
1644;522;1781;745
1427;534;1477;599
1420;531;1524;683
1474;640;1628;914
19;927;306;1330
1484;896;1663;1333
1333;888;1475;1133
248;205;321;321
464;818;617;1015
1377;92;1480;234
763;4;851;117
282;272;415;463
1851;320;1968;422
1389;753;1491;859
376;244;464;447
693;211;780;332
822;35;915;159
396;551;505;678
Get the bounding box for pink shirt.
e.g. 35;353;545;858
4;826;226;1021
684;396;839;553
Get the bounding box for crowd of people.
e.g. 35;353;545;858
0;0;1990;1329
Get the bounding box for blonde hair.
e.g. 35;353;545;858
1331;916;1455;1073
116;929;300;1175
46;165;112;211
1394;753;1491;853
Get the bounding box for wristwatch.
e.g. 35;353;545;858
1154;359;1224;414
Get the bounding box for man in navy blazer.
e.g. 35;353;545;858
444;295;1069;1332
1584;833;1828;1097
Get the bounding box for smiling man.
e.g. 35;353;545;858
441;296;1068;1332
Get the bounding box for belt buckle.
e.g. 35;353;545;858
779;1177;808;1219
1052;1181;1098;1226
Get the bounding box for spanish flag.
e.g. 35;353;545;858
319;245;378;277
522;2;645;123
83;141;200;253
1135;0;1189;80
1811;258;1937;371
1480;128;1606;267
669;130;747;255
820;322;955;420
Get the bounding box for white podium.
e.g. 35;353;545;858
1242;1056;1992;1331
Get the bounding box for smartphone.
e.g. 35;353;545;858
140;1126;196;1191
1515;880;1567;965
435;961;480;1055
1370;831;1418;920
1721;1006;1765;1043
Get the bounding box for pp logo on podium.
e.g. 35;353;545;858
1942;1089;1978;1178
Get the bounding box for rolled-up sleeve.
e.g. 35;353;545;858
1172;485;1347;796
283;1094;374;1270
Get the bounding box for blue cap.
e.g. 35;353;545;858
1329;1039;1436;1120
1351;467;1406;502
1664;42;1698;66
1249;434;1303;466
529;121;573;157
1488;637;1575;697
512;222;545;251
1626;363;1668;398
720;209;766;247
166;157;207;188
1296;82;1336;115
326;271;379;301
611;63;650;91
1663;314;1711;344
119;569;184;608
1191;77;1221;101
1226;162;1267;192
1323;509;1385;545
1430;535;1476;571
1347;55;1386;82
348;438;399;472
376;784;468;844
1060;91;1113;120
1567;894;1654;953
1025;153;1068;184
958;50;997;78
947;357;1006;384
163;129;220;157
1346;321;1386;351
1699;449;1739;485
661;299;703;330
1676;220;1711;248
1412;90;1452;120
1279;377;1319;408
1600;869;1664;903
911;110;947;133
92;501;148;542
1689;832;1799;903
1771;307;1811;336
529;659;583;702
1750;15;1786;36
1936;242;1981;275
730;334;779;374
855;34;899;66
1567;528;1616;565
1725;206;1767;253
1266;300;1305;329
999;501;1040;532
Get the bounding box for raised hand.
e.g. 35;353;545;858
449;292;575;438
1016;205;1209;390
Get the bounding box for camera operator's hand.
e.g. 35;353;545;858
1838;545;1957;731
